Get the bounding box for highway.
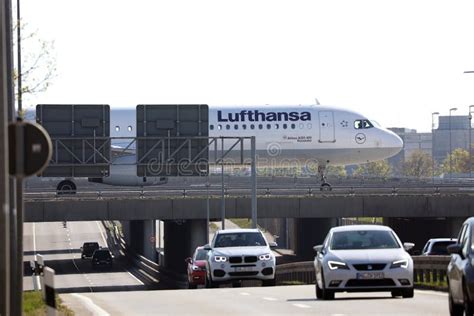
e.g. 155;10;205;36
23;221;146;293
60;285;448;315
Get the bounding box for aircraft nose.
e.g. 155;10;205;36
385;129;403;156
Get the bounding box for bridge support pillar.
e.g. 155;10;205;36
294;218;338;260
127;220;157;261
163;219;207;275
383;217;466;253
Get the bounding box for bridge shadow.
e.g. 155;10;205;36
24;249;81;256
287;295;392;302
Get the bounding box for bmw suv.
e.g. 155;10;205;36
204;229;277;287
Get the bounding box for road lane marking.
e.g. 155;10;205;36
415;290;448;297
70;294;110;316
96;221;108;246
263;297;278;301
293;303;311;309
240;292;251;296
128;271;145;285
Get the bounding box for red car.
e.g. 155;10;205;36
186;246;208;289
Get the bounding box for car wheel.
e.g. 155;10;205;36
316;282;323;299
262;278;276;287
205;272;217;288
320;269;335;300
464;282;474;316
402;287;414;298
449;290;463;316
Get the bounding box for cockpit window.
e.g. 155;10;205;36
354;119;374;129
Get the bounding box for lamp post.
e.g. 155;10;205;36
469;106;474;178
449;108;458;179
431;112;439;183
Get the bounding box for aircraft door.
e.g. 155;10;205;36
318;111;335;143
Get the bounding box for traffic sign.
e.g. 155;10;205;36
8;121;52;178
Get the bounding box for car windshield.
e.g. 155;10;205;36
94;250;111;259
430;241;456;255
214;232;267;248
195;249;207;260
330;230;400;250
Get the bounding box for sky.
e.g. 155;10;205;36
18;0;474;133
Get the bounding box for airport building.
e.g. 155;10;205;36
388;115;473;175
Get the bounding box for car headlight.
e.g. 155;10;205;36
192;265;204;271
214;256;227;262
390;259;409;269
259;253;272;261
328;260;349;270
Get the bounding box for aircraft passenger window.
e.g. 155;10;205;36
127;125;133;132
250;124;255;130
210;124;214;130
283;123;287;129
115;126;120;132
234;124;238;130
242;124;247;130
226;124;231;130
217;124;222;130
258;124;263;130
299;123;304;129
274;124;279;129
291;124;296;129
266;124;271;129
307;123;312;129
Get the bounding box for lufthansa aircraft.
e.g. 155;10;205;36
53;104;403;192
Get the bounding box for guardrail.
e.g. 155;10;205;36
275;256;451;290
24;184;474;201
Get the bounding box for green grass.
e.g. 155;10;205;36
23;291;74;316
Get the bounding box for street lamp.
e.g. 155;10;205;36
431;112;440;183
469;106;474;177
449;107;458;179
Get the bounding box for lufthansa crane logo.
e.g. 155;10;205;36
355;133;366;144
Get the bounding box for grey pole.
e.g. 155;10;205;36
206;178;210;243
251;136;257;229
431;112;439;184
220;137;225;230
16;0;21;112
0;0;12;313
449;108;457;179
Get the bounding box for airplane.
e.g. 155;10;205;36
46;104;402;193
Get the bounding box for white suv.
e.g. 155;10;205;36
204;229;277;287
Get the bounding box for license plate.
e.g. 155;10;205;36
235;267;253;272
356;272;384;279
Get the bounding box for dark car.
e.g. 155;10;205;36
447;218;474;315
186;246;208;289
422;238;457;256
91;249;113;268
81;242;100;259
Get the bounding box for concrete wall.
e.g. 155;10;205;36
25;194;474;222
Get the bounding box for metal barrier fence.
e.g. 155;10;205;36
275;256;451;290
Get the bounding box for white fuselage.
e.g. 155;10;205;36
102;105;402;185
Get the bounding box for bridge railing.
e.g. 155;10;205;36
275;256;451;290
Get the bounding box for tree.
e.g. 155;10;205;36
442;148;470;174
401;150;433;178
13;21;56;111
326;165;347;178
353;160;392;179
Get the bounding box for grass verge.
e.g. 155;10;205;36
24;291;74;316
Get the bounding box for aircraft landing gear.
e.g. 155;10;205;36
318;165;332;191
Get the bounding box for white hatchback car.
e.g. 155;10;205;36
204;229;277;287
314;225;414;300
